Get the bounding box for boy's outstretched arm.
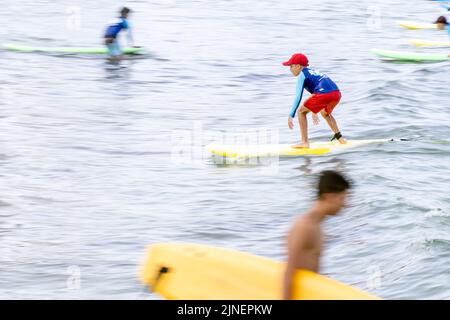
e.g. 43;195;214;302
287;73;306;129
123;19;134;46
288;73;306;118
127;27;134;46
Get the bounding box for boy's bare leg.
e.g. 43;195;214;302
292;107;310;148
320;110;346;144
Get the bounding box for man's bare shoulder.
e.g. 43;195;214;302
292;213;318;231
288;212;319;241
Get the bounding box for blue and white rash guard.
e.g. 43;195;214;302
289;68;339;118
105;17;133;43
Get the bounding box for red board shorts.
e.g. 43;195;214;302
304;90;342;115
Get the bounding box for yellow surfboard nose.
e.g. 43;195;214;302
140;243;381;300
397;20;438;30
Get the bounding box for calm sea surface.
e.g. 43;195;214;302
1;0;449;299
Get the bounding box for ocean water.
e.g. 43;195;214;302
0;0;449;299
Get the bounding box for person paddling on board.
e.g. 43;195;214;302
283;53;346;148
282;170;351;300
104;7;135;62
434;16;450;37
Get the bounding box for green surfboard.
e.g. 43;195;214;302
3;43;143;55
371;49;450;62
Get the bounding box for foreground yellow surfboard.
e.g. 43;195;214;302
140;243;381;300
409;39;450;48
206;139;389;158
397;20;437;30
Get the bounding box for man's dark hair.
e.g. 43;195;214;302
435;16;448;25
317;170;351;198
121;7;131;16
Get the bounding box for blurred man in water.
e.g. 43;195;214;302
283;170;351;299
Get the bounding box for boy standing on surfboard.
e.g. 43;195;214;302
283;171;351;299
104;7;135;61
283;53;346;148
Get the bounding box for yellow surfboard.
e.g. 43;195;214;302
397;20;437;30
140;243;381;300
206;139;390;158
409;39;450;48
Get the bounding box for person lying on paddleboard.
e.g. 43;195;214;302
435;16;450;36
104;7;135;61
283;53;346;149
283;170;351;300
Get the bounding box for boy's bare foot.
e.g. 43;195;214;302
292;142;310;149
338;137;347;144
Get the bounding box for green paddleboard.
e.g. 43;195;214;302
3;43;143;55
371;49;450;62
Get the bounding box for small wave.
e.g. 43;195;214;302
423;238;450;250
0;200;12;207
424;208;449;218
233;73;280;82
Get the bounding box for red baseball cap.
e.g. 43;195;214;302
282;53;309;66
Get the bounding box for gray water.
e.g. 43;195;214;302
1;0;449;299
